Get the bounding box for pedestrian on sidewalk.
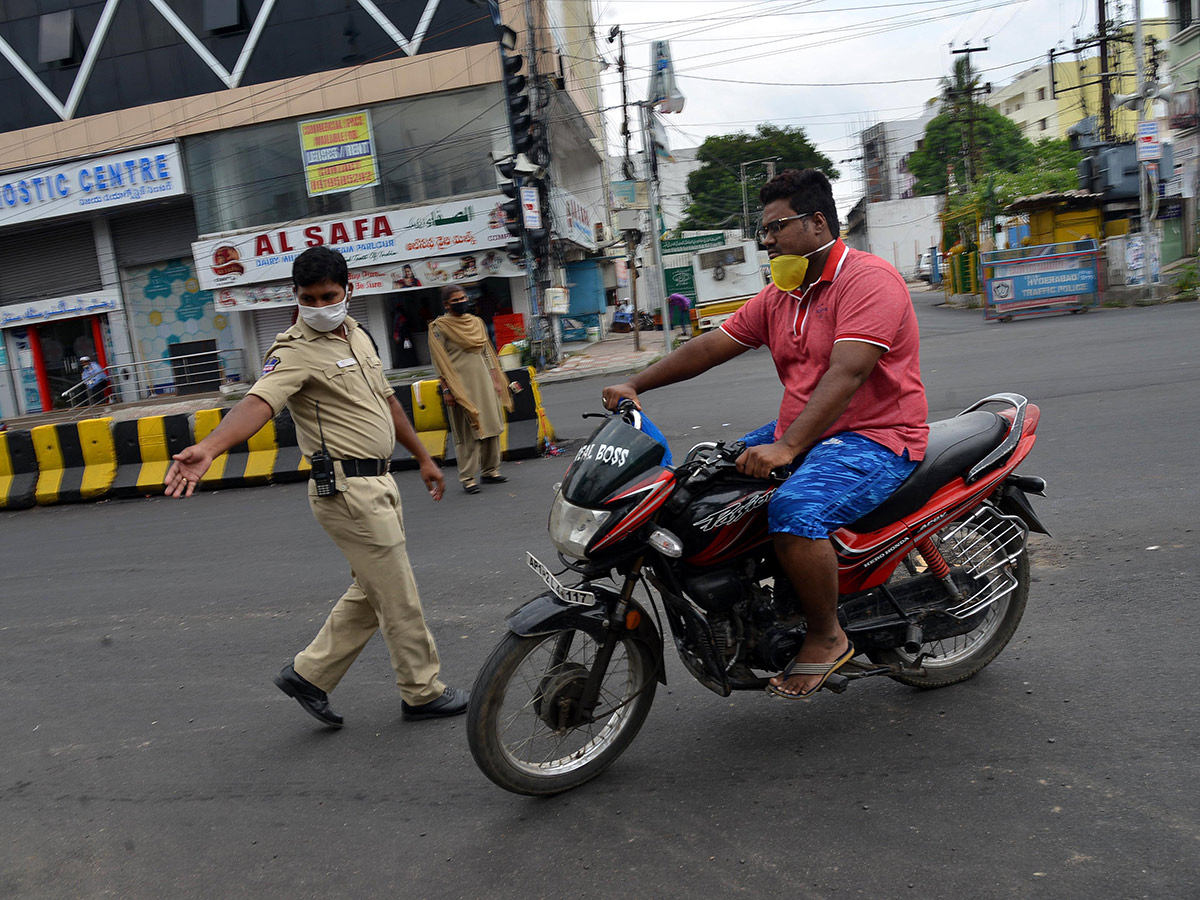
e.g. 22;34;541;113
429;285;513;495
80;356;109;406
163;246;469;728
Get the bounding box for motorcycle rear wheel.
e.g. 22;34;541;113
467;629;658;796
868;518;1030;688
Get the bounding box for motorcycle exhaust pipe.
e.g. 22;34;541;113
903;624;924;655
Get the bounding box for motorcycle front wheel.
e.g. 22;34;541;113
868;515;1030;688
467;629;658;796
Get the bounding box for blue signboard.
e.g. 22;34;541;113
987;267;1097;305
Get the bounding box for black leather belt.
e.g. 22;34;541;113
338;458;391;477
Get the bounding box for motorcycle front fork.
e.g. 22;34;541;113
572;555;645;719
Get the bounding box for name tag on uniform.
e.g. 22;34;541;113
336;358;357;368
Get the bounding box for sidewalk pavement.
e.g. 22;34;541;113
537;327;682;384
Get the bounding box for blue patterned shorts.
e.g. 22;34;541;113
741;422;918;540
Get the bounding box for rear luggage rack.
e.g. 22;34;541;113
939;505;1029;618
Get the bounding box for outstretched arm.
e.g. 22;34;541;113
601;329;748;410
164;395;274;498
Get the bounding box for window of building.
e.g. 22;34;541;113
38;11;81;67
1179;0;1194;32
186;85;505;234
1040;118;1048;131
1037;88;1046;101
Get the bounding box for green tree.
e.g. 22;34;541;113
938;138;1084;249
908;105;1033;196
939;56;980;106
680;124;837;231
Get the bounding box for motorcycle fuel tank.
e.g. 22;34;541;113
663;476;776;567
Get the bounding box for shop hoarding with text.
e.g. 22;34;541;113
192;196;517;291
0;144;186;228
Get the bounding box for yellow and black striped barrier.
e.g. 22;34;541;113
391;379;451;468
0;370;555;510
30;418;117;504
500;366;547;460
194;408;278;490
111;414;193;499
0;429;39;510
271;408;311;483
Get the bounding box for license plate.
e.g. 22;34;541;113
526;552;596;606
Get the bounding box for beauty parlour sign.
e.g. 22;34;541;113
192;196;516;290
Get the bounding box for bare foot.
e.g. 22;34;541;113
769;632;853;698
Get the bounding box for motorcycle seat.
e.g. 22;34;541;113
847;410;1008;534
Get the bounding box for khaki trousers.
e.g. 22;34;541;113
448;404;501;486
294;475;445;705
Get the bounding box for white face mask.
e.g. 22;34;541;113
298;298;347;332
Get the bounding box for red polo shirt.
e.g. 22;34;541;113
721;240;928;460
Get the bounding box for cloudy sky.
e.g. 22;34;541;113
592;0;1169;218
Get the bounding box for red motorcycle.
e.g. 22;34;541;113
466;394;1047;795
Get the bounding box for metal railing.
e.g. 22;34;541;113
61;348;247;412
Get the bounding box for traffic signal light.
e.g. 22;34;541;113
499;181;522;238
501;49;533;154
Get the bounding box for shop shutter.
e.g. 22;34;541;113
253;306;296;364
0;220;101;303
110;204;200;267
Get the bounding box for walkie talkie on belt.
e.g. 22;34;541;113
310;401;336;497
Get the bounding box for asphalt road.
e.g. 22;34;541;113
3;297;1198;900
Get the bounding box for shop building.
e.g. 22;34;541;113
0;0;609;419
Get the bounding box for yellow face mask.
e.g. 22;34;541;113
769;239;836;292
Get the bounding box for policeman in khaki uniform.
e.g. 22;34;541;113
165;246;468;727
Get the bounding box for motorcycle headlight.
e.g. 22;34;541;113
548;490;611;559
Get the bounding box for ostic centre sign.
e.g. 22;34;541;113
0;143;186;228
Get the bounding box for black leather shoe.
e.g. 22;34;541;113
273;665;343;728
463;483;480;494
481;474;508;484
401;685;469;721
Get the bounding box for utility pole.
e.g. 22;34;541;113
616;28;633;181
640;101;672;354
739;156;780;240
1098;0;1113;141
1132;0;1154;303
950;44;988;185
607;25;641;349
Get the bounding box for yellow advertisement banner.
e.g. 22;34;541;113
299;111;380;197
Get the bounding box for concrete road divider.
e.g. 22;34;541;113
0;429;39;510
31;417;117;504
271;408;311;483
390;381;450;469
0;370;556;510
111;415;193;499
194;408;276;490
500;366;544;460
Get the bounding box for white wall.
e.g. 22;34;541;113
863;196;943;277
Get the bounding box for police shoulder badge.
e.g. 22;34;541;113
262;356;281;375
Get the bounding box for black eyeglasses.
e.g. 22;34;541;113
755;212;813;243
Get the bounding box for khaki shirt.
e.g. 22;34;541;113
248;315;395;461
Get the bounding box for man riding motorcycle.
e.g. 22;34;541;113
602;168;929;700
